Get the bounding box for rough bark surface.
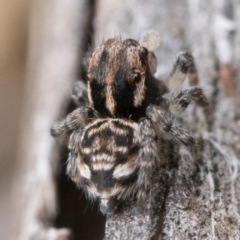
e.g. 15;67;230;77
95;0;240;239
13;0;240;239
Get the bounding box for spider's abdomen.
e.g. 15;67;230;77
77;119;142;202
65;116;158;214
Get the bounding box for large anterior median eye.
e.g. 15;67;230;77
128;72;141;84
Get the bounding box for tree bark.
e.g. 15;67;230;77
95;0;240;239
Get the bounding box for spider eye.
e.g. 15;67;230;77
133;73;141;82
128;72;141;84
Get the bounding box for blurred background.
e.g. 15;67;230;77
1;0;240;239
0;0;30;239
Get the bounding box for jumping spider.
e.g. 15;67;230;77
51;31;212;214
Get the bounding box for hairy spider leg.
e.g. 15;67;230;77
165;52;198;93
169;87;213;125
146;104;201;161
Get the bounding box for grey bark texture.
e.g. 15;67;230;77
13;0;240;239
96;0;240;239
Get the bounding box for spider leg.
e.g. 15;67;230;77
51;107;90;183
165;52;198;93
71;80;88;107
135;118;160;203
66;129;83;183
146;104;200;160
50;106;89;137
169;87;213;125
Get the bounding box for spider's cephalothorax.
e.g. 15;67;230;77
87;37;164;120
51;31;213;214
